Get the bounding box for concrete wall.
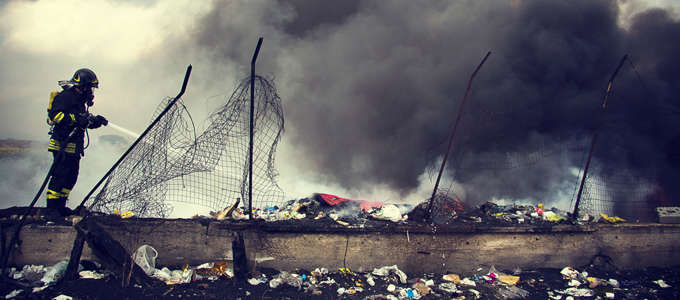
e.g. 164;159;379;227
4;219;680;274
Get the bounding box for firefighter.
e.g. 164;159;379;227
46;68;108;216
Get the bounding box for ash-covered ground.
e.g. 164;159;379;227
1;195;678;299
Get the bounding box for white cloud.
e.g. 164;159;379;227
617;0;680;29
0;0;209;62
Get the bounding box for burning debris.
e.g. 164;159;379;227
189;192;631;228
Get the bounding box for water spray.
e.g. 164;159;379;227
108;122;140;139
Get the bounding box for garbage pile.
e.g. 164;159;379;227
201;193;627;227
7;258;678;299
0;193;628;227
203;193;413;226
5;260;110;298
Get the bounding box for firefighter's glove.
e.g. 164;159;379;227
76;112;94;128
88;115;108;129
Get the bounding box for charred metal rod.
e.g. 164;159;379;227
77;65;192;210
249;37;263;220
573;54;628;219
426;51;491;221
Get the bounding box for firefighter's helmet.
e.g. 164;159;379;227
71;68;99;88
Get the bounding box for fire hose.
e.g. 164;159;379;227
0;127;79;276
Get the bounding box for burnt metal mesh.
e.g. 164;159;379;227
88;75;284;218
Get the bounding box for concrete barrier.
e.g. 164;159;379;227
4;218;680;274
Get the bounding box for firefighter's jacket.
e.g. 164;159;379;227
47;87;90;155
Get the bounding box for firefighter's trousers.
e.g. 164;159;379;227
46;151;81;208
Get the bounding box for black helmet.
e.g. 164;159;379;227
71;68;99;88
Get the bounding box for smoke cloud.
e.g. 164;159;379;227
192;0;680;205
2;0;679;214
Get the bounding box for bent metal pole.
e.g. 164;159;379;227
426;51;491;221
76;65;193;210
573;54;628;219
248;37;263;220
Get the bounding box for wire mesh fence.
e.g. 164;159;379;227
88;75;285;218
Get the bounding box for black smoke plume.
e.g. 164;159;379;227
189;0;680;207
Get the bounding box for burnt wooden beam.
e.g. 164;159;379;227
232;231;249;280
63;217;156;287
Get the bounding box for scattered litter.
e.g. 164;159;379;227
248;276;267;285
412;281;431;296
608;278;619;288
443;273;461;283
132;245;158;276
153;267;193;284
79;270;108;279
653;279;671;288
366;295;399;300
9;257;675;299
599;213;626;223
543;211;568;222
372;265;407;284
557;287;595;297
366;274;376;286
399;288;421;299
497;285;529;299
460;277;477;286
498;275;520;286
113;209;134;219
560;267;580;280
371;204;407;222
438;282;458;293
41;261;69;286
587;277;601;288
193;261;231;281
4;289;22;299
318;278;336;286
269;271;302;289
13;264;45;283
337;287;363;295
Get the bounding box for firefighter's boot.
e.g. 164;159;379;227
55;198;75;216
45;189;64;219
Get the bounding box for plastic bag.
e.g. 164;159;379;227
497;286;529;299
133;245;158;276
372;265;407;284
269;271;302;289
40;261;69;285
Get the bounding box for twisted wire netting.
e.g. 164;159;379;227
88;75;285;218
